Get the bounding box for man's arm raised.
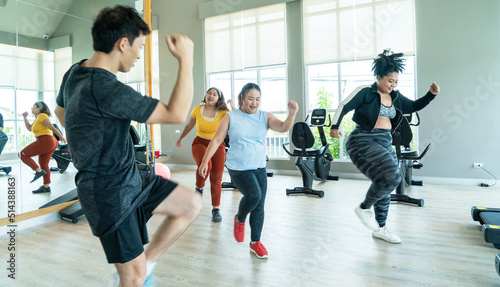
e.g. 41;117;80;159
146;34;194;124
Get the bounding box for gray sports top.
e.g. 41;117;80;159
379;104;396;119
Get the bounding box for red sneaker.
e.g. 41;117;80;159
249;241;268;259
234;214;245;242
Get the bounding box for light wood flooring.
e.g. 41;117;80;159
0;168;499;287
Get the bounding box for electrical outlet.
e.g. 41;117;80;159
175;130;180;134
473;163;483;168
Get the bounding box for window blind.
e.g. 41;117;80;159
303;0;415;64
204;3;286;73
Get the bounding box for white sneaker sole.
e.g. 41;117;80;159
372;233;402;244
355;207;380;230
250;248;269;259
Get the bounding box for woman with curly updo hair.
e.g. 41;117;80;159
330;49;440;243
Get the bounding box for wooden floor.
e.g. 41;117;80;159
1;168;499;287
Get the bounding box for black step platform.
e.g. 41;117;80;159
471;206;500;225
481;212;500;248
471;206;500;248
39;188;84;223
0;166;11;175
39;188;78;208
60;201;84;223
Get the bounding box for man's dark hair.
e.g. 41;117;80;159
92;5;151;53
371;49;406;78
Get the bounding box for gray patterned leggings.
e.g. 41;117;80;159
346;127;401;227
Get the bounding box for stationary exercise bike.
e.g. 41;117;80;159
391;112;430;207
283;108;339;197
50;124;72;173
0;136;11;174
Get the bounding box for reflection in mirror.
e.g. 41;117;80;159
0;0;142;220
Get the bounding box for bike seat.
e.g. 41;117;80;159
293;148;321;157
401;150;418;157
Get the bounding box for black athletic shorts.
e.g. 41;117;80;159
99;172;178;263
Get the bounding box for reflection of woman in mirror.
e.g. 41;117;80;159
19;101;66;193
0;112;7;156
176;87;230;223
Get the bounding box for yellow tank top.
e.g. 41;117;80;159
32;113;53;137
191;105;229;139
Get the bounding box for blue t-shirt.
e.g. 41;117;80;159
226;109;268;171
56;60;159;237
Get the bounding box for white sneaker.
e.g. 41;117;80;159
355;205;380;230
372;226;402;243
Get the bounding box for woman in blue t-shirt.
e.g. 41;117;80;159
199;83;298;259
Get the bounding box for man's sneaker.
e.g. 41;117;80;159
355;205;380;230
212;208;222;222
372;226;402;244
234;214;245;242
30;169;47;183
143;272;156;287
249;241;268;259
113;272;156;287
32;186;51;194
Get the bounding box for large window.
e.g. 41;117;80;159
204;4;289;158
303;0;416;160
307;57;415;159
207;65;288;158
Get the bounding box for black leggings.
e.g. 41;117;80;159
228;168;267;242
346;127;401;227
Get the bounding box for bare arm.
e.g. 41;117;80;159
267;100;299;133
227;99;236;110
198;114;230;177
22;112;31;131
55;105;65;128
176;116;196;147
146;34;194;124
42;118;66;143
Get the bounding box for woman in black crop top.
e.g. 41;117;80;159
330;49;439;244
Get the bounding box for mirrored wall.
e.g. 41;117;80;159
0;0;145;217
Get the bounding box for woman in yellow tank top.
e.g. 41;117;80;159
20;101;66;193
176;87;234;222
